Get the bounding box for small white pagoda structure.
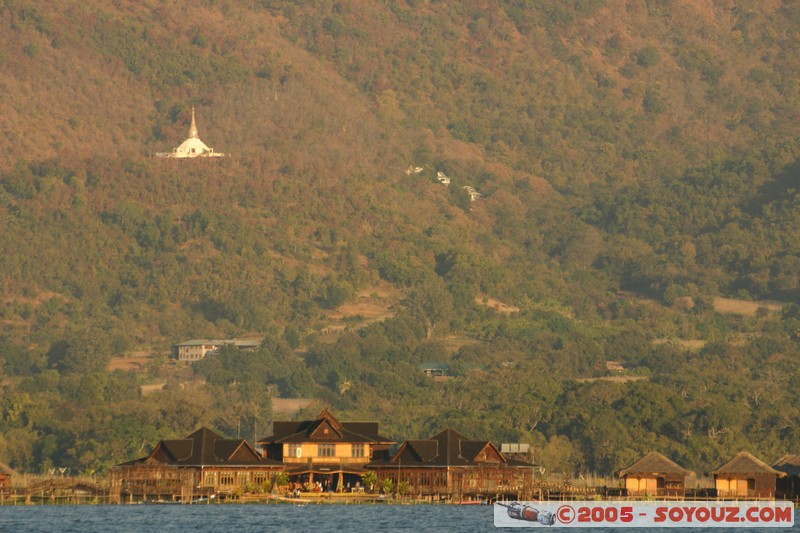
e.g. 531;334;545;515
156;107;225;158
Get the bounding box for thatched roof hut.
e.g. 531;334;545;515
617;451;694;497
709;451;783;499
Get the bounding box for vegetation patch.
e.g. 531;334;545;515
713;297;784;316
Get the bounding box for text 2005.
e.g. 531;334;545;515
577;506;634;523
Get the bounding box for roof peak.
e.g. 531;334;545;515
316;407;344;430
188;426;224;440
617;451;693;477
432;428;470;442
710;450;783;476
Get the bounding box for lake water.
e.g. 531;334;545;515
0;505;797;533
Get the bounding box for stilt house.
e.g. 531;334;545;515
710;451;784;499
617;451;694;498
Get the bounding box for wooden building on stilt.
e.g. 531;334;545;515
709;451;784;499
257;408;394;492
617;451;694;498
772;454;800;500
367;428;536;500
0;462;13;494
109;427;283;503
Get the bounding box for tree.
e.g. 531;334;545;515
406;278;454;339
47;329;111;374
380;477;395;495
361;471;378;493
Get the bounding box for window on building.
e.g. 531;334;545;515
287;443;302;458
420;471;431;486
253;472;269;486
203;473;217;487
318;444;336;457
219;473;234;486
351;444;365;458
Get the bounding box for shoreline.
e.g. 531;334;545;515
2;492;794;507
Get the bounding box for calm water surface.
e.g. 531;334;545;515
0;505;797;533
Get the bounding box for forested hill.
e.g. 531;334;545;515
2;1;800;477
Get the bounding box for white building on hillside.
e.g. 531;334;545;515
463;185;485;201
156;107;225;158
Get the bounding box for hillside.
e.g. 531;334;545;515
1;1;800;476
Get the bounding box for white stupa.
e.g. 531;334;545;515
156;107;225;158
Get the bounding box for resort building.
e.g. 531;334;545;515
156;107;225;158
617;451;694;498
367;428;536;499
109;427;283;503
257;408;394;492
418;361;450;380
709;451;784;499
174;338;261;362
772;454;800;499
0;463;12;494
